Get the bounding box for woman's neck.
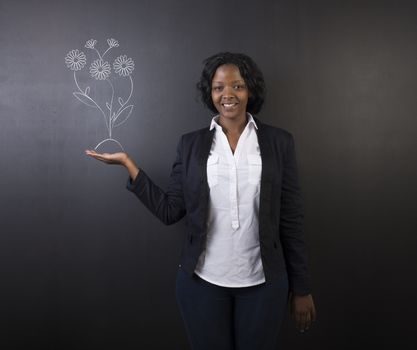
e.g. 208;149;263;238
218;114;248;135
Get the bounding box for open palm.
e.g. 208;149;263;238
85;149;128;165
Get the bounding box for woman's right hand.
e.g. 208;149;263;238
85;149;140;181
85;149;129;165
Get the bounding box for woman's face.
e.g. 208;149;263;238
211;64;249;122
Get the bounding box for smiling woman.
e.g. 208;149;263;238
86;51;316;350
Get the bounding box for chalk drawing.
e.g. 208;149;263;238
65;38;135;151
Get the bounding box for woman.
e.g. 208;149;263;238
86;52;316;350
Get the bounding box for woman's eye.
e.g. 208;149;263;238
213;86;222;91
234;85;245;90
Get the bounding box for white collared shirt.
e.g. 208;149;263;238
194;113;265;287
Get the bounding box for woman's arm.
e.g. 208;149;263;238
279;133;311;295
278;132;317;331
85;136;186;225
124;156;140;181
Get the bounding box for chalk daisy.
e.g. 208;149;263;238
65;49;87;71
113;55;135;77
89;59;111;80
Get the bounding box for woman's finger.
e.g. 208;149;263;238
298;312;307;332
311;303;317;322
294;309;302;330
304;312;311;331
85;150;112;163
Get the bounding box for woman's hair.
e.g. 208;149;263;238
197;52;266;115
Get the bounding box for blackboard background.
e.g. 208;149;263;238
0;0;416;349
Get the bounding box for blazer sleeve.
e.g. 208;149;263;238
126;136;186;225
279;133;312;295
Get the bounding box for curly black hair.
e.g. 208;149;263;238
197;52;266;115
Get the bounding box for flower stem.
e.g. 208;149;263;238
73;71;109;133
93;48;103;61
106;78;115;139
114;75;134;117
102;46;112;58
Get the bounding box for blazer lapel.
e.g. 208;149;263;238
198;127;215;170
197;127;215;219
254;117;274;234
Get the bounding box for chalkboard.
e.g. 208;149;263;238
1;0;416;349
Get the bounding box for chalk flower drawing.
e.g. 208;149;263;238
65;49;87;71
85;39;97;49
107;38;119;48
65;38;135;151
113;55;135;77
90;59;111;80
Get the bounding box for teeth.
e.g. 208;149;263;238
223;103;236;107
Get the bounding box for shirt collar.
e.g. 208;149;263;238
209;113;258;131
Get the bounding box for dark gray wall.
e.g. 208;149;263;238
0;0;416;349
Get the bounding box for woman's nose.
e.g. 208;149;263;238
222;86;235;96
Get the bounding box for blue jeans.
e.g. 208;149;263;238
175;267;289;350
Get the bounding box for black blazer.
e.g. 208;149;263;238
127;117;311;295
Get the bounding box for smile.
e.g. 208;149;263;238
222;103;238;108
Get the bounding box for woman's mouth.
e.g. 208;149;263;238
221;102;238;109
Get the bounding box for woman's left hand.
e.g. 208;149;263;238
289;293;316;332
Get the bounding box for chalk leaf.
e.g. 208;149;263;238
113;105;133;127
73;92;97;108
